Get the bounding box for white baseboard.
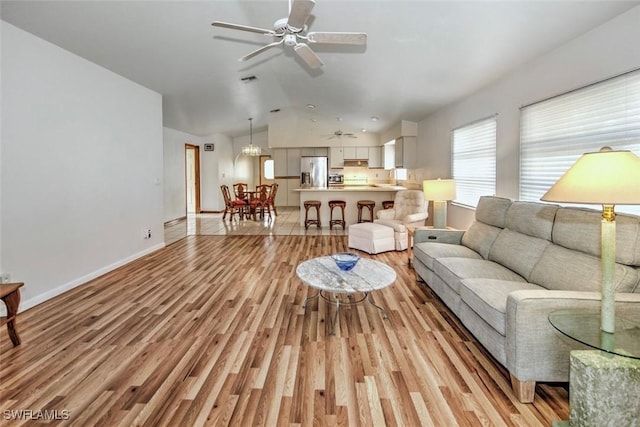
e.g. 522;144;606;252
6;243;166;315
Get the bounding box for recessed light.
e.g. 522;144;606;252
370;116;379;121
361;128;367;133
306;104;316;109
310;118;317;122
270;108;281;113
240;75;257;82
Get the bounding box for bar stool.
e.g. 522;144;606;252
382;200;394;210
304;200;322;229
328;200;346;230
357;200;376;223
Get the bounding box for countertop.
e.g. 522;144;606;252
294;186;406;192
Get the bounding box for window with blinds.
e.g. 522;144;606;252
452;116;497;208
520;69;640;215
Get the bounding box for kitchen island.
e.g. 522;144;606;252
294;186;406;228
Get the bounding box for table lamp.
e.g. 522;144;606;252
541;147;640;334
423;179;457;229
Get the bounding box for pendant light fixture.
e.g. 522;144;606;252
241;117;261;156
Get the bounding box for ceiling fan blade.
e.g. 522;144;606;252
287;0;315;30
239;39;284;62
294;43;324;69
307;32;367;45
212;21;276;36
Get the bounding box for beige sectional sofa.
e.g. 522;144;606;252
412;196;640;403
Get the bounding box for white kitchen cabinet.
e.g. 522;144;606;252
287;148;301;176
355;147;368;159
342;146;356;159
395;136;416;168
300;147;328;156
368;146;382;168
274;178;288;206
287;178;300;206
272;149;287;177
329;147;344;168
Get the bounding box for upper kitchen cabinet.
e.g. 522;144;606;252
329;147;344;168
273;148;301;177
342;147;356;159
394;136;416;168
272;149;288;177
368;146;383;168
287;148;301;176
301;147;328;156
355;147;368;159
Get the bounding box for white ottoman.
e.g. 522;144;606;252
348;222;395;254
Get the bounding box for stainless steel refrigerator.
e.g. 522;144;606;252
300;156;328;188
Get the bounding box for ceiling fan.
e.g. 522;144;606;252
211;0;367;69
327;130;357;139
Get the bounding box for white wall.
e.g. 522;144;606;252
202;133;234;212
1;21;164;310
163;127;204;221
415;6;640;229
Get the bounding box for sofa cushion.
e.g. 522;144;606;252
475;196;512;228
433;257;526;295
530;244;639;292
461;221;502;260
489;229;551;281
460;279;546;335
414;241;482;270
505;202;558;240
552;207;640;266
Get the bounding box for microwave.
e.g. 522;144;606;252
328;174;344;185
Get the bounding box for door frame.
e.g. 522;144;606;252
259;155;275;186
185;144;201;214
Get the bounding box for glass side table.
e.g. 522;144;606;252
548;310;640;427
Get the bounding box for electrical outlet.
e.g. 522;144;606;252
1;273;10;284
143;229;151;239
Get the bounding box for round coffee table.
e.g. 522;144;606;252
296;256;396;335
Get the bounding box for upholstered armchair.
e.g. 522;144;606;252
374;189;429;250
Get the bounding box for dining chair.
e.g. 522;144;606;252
220;185;245;221
250;184;271;220
233;183;249;203
267;183;279;216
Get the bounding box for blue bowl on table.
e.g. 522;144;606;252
331;253;360;271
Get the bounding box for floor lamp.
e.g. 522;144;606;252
541;147;640;335
423;179;457;229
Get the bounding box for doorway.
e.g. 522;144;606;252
185;144;201;214
259;155;275;186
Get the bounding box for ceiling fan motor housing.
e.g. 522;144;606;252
284;34;297;46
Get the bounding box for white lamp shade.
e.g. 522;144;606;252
423;179;457;201
541;148;640;205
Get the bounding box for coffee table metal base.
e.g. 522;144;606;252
303;290;387;335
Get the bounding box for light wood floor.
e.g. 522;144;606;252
0;235;569;426
164;208;347;246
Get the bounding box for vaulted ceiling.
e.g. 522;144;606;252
2;1;638;139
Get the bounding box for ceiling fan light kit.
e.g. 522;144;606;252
212;0;367;69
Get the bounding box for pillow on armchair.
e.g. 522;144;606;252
374;190;429;250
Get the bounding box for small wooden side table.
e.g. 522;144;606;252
0;282;24;346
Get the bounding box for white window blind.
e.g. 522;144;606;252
520;69;640;215
452;116;497;207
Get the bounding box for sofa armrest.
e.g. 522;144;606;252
505;290;640;382
404;212;428;223
413;228;465;245
377;209;396;220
